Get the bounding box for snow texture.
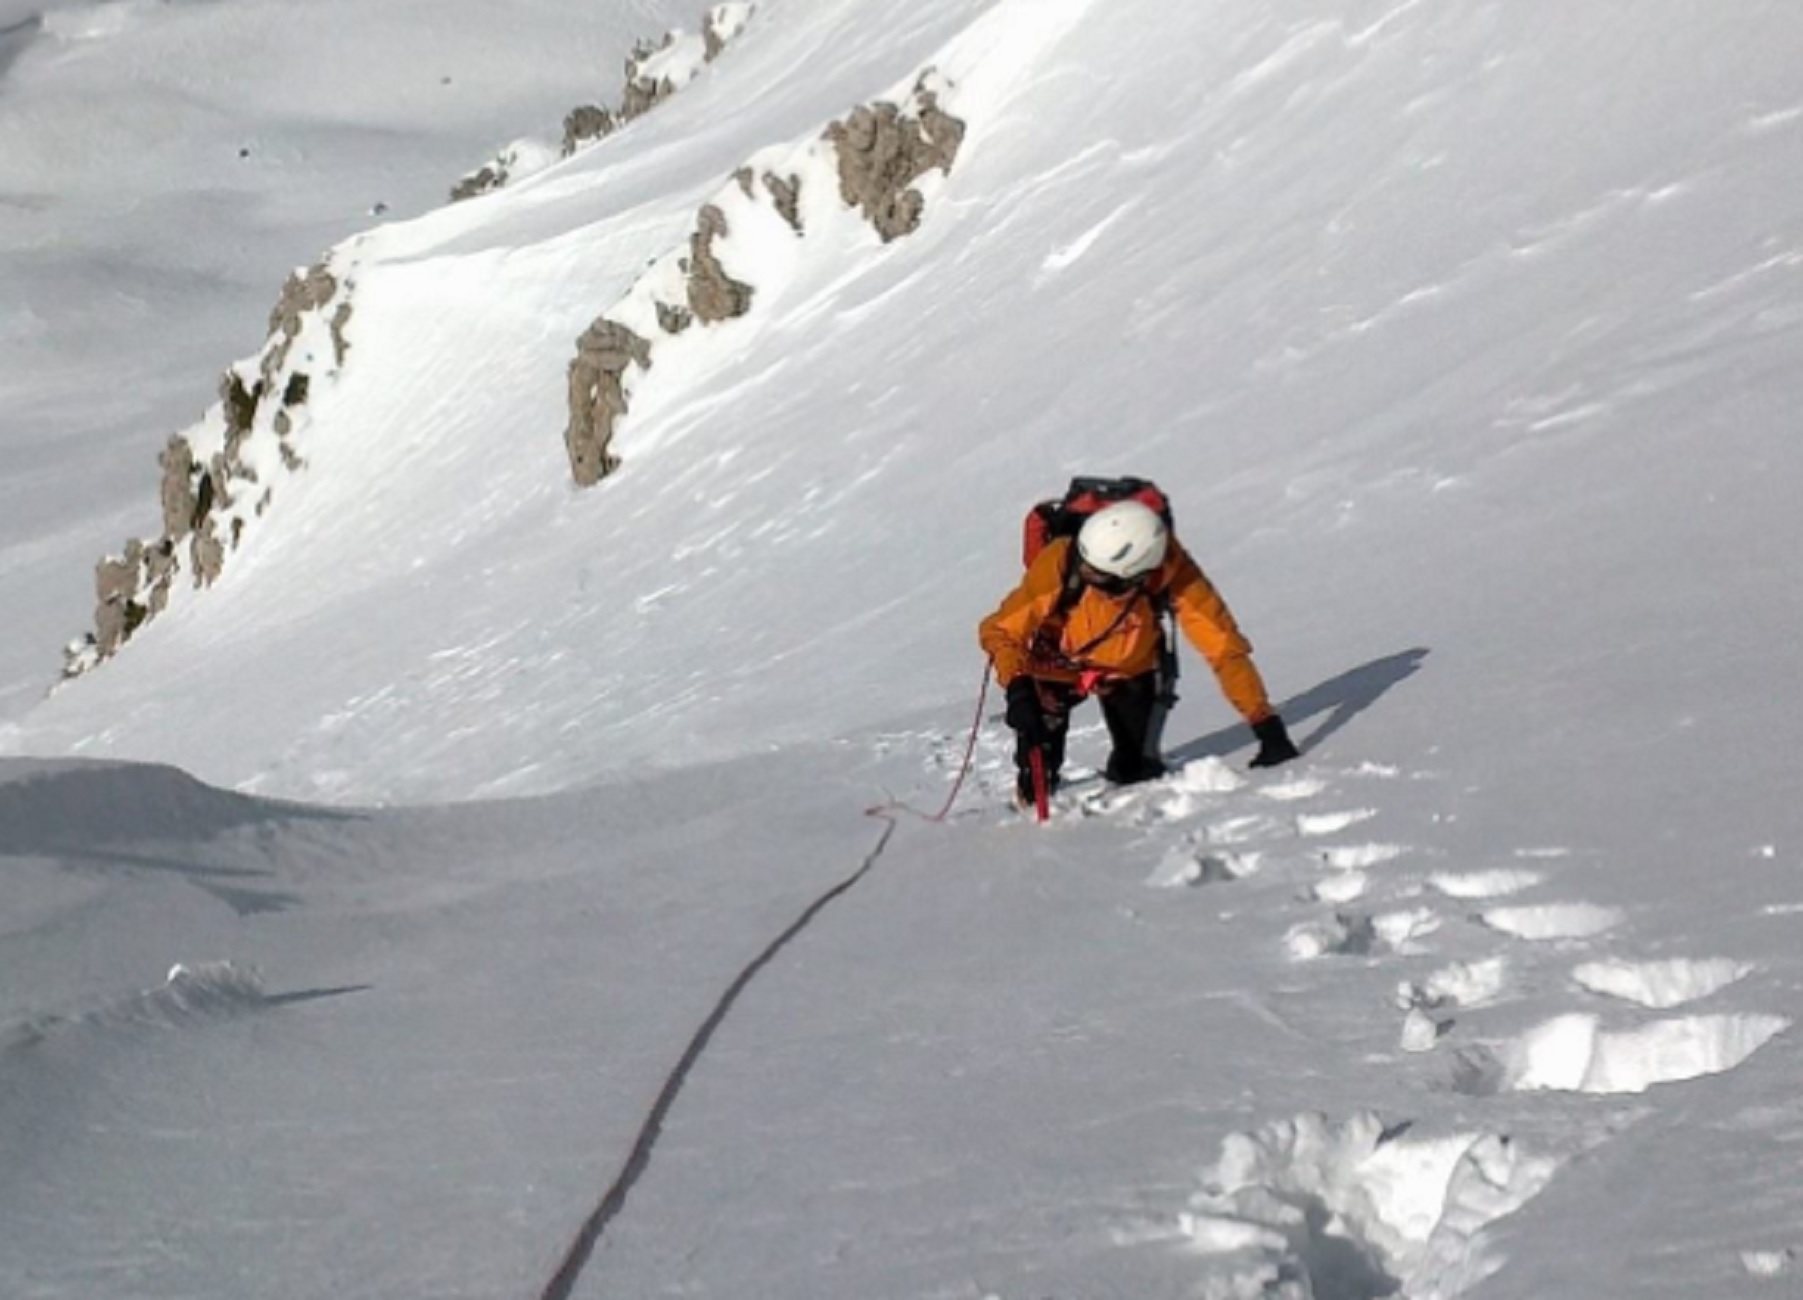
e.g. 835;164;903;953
4;0;1803;1297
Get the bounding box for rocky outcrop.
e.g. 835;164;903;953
687;204;755;323
763;171;803;233
566;321;653;487
451;163;507;203
560;105;618;157
66;259;356;677
558;72;963;487
825;80;966;243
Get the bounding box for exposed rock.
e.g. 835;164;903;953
620;74;673;124
565;320;653;486
220;370;261;437
562;104;616;156
558;63;964;491
687;204;754;323
330;300;354;367
264;264;339;386
191;519;226;587
450;164;505;202
764;171;803;233
88;539;175;662
96;545;140;607
70;257;355;676
826;83;966;242
142;542;177;613
705;3;754;62
158;436;199;540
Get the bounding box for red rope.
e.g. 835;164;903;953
867;661;993;824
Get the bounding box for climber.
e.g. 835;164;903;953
979;495;1299;807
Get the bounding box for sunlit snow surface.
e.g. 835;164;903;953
4;0;1803;1297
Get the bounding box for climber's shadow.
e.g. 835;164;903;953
1167;647;1430;765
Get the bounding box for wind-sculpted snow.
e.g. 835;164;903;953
3;961;270;1051
0;757;342;851
5;0;1803;1294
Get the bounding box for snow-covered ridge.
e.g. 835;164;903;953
450;2;756;202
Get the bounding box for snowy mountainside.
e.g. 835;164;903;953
3;1;1803;1298
9;0;1803;810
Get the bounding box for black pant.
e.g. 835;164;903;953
1013;669;1169;792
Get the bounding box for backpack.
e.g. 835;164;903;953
1021;476;1174;569
1018;476;1182;705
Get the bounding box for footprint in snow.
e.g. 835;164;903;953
1308;870;1368;904
1394;958;1513;1057
1426;868;1543;900
1255;775;1328;802
1284;906;1440;961
1479;901;1623;941
1205;813;1290;845
1451;1010;1790;1096
1321;843;1408;870
1571;956;1753;1008
1398;957;1511;1013
1295;808;1379;837
1146;848;1262;889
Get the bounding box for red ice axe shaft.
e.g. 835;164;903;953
1029;746;1050;823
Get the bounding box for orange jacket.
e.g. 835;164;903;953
978;537;1274;724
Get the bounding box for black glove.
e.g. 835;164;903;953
1005;677;1048;747
1248;714;1301;768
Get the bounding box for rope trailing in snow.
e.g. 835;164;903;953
866;660;992;824
536;817;899;1300
537;669;991;1297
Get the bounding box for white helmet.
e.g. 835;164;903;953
1077;500;1168;579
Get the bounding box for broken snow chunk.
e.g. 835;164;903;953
1400;1007;1445;1053
1742;1248;1796;1278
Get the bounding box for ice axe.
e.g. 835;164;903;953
1028;745;1051;823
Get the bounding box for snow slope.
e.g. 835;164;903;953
4;0;1803;1297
